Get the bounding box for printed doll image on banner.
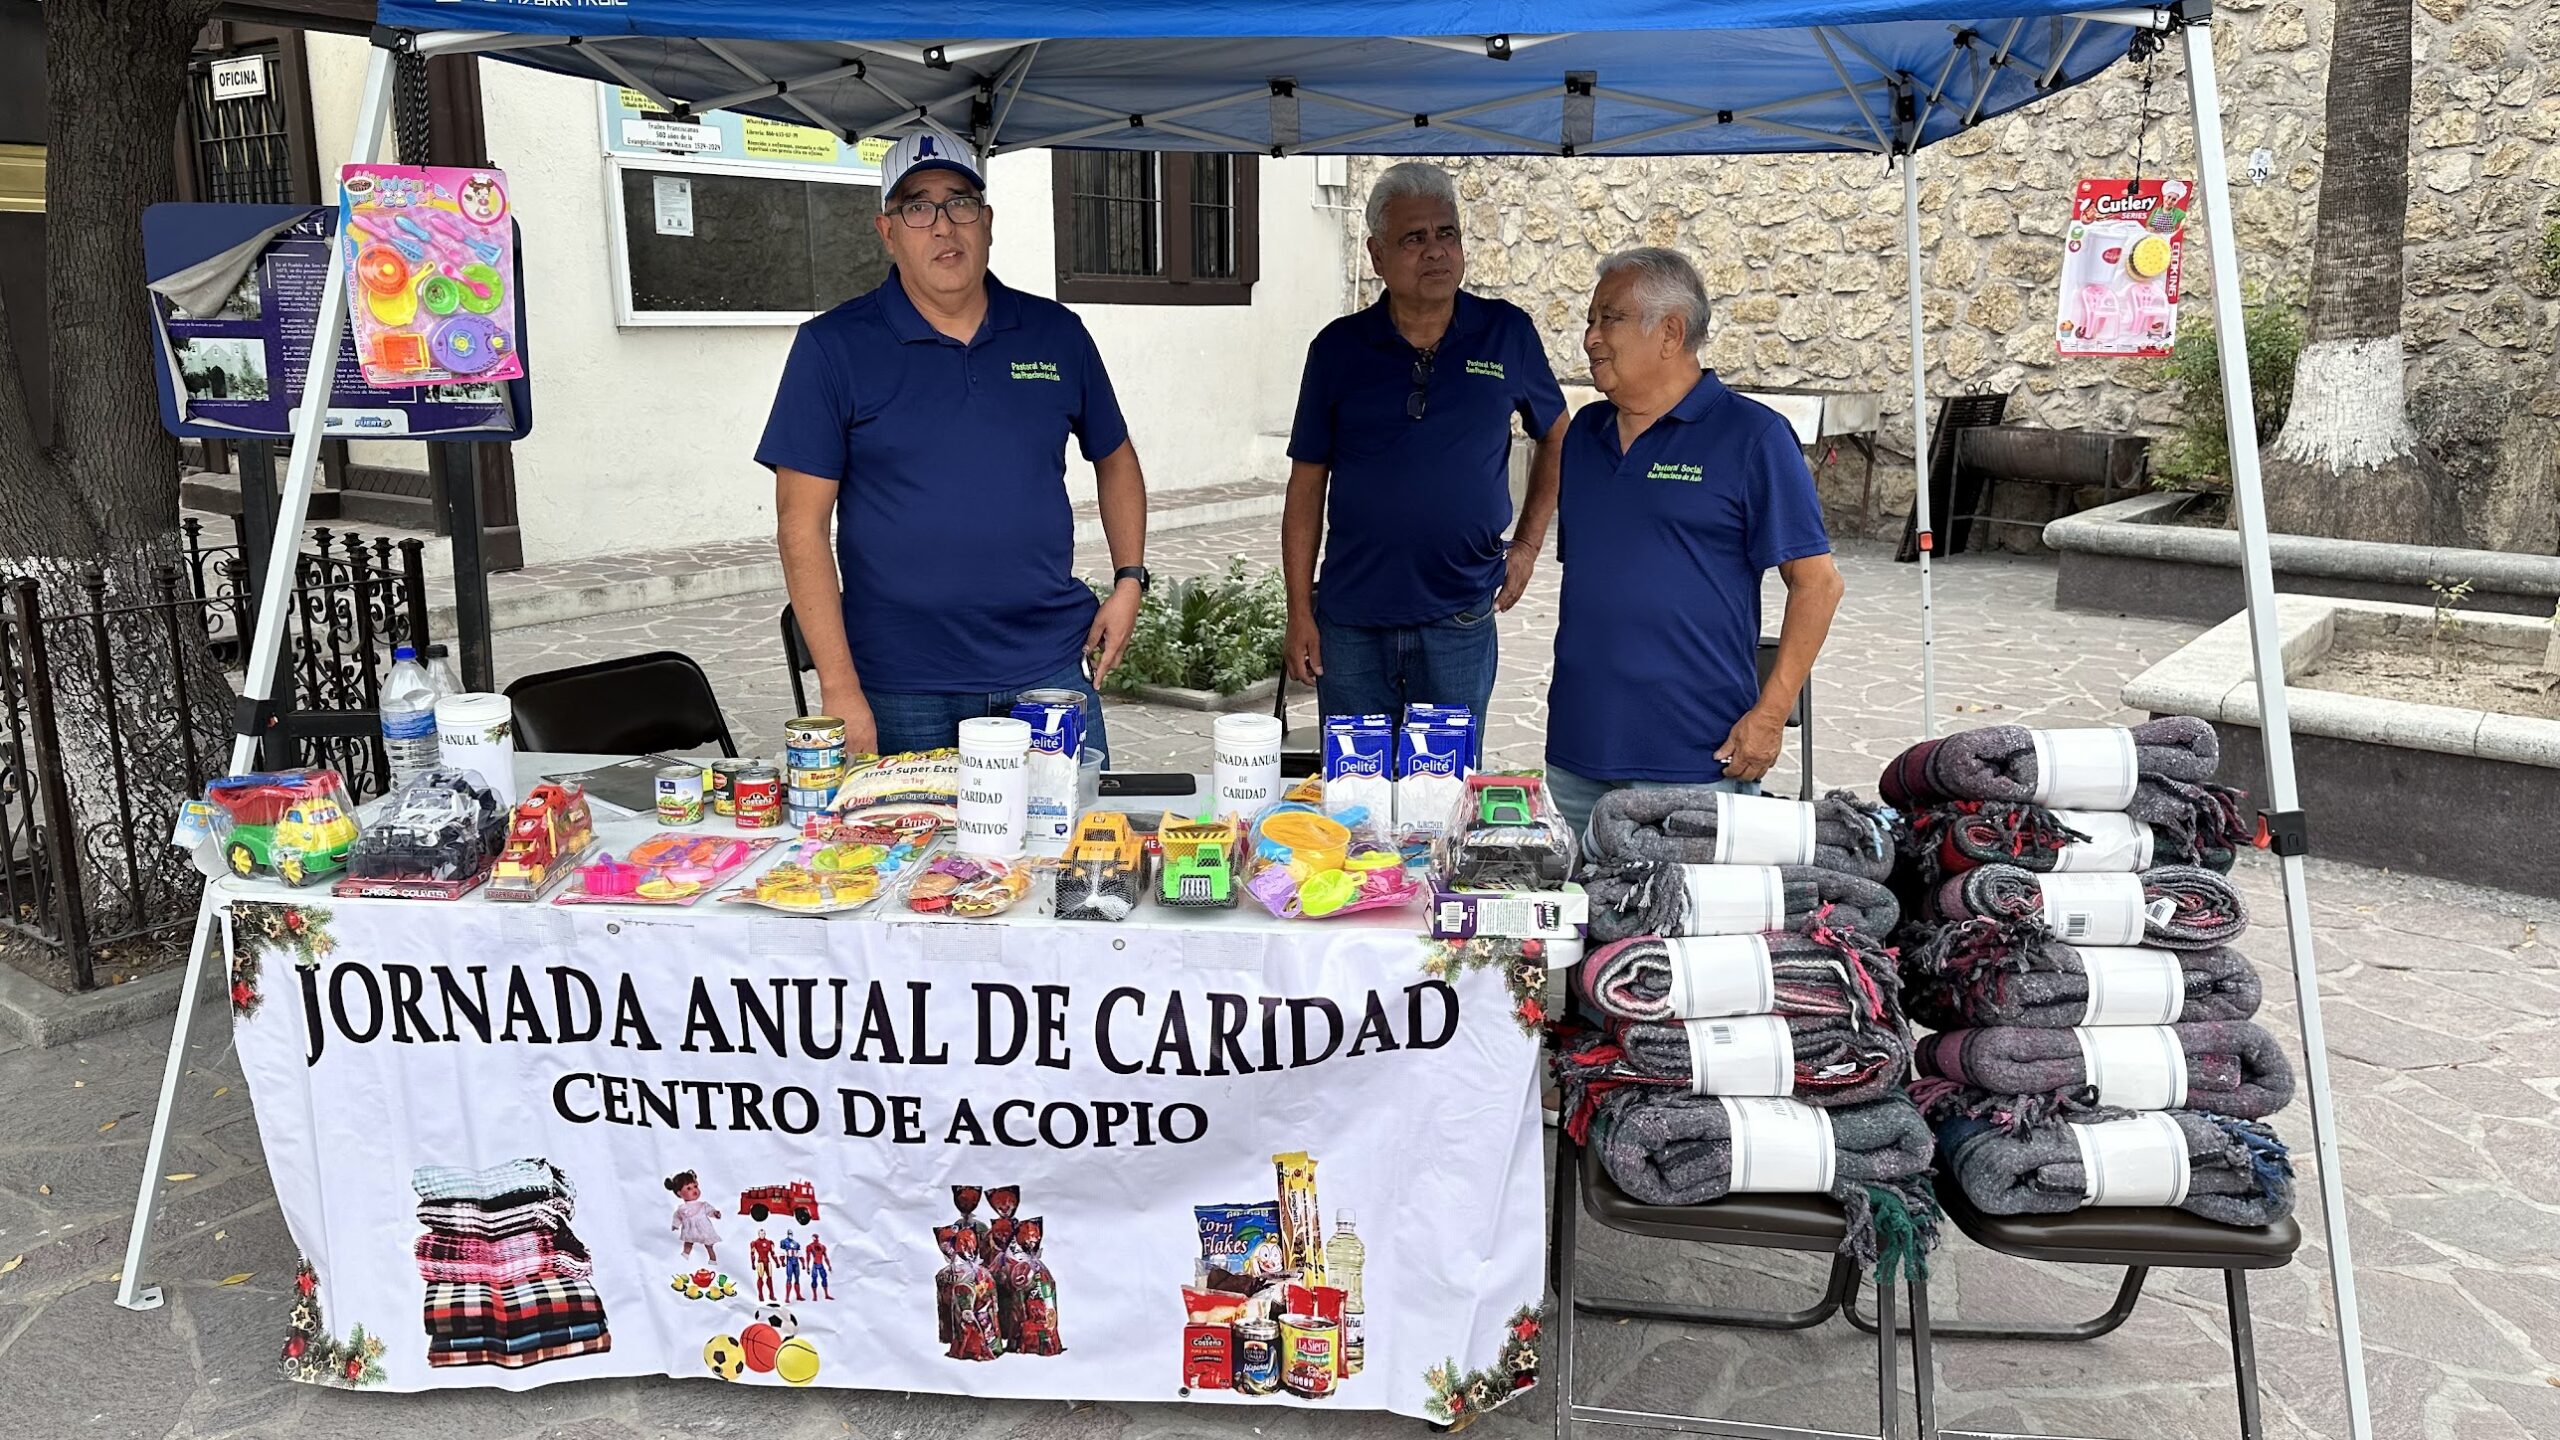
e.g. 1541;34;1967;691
411;1157;611;1369
1177;1151;1366;1400
665;1169;724;1264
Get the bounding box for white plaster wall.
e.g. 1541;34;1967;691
303;37;1351;565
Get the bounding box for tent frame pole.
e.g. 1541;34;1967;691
113;36;399;1315
2180;18;2373;1440
1901;150;1936;739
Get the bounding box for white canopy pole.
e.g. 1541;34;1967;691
2181;19;2373;1440
1901;151;1937;739
115;39;400;1314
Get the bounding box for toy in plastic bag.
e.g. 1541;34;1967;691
1242;804;1421;920
1055;811;1149;922
203;769;360;887
339;766;507;896
723;820;935;915
1437;774;1577;889
904;854;1033;919
1156;816;1240;909
559;833;778;906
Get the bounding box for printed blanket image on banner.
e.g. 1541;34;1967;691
222;899;1545;1418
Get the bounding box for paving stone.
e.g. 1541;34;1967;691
173;1273;304;1439
292;1384;596;1440
0;1281;201;1439
2322;1000;2497;1071
2465;1377;2560;1438
2402;1062;2560;1122
2356;1269;2545;1375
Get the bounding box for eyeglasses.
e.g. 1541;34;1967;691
1396;225;1462;253
1406;351;1434;421
890;194;986;228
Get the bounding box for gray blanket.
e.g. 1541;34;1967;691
1586;787;1896;883
1902;920;2261;1028
1914;1020;2295;1120
1935;1108;2294;1227
1585;860;1901;943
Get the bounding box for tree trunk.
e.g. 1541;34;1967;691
2261;0;2459;545
0;0;232;965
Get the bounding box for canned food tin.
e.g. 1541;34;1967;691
786;744;847;772
787;784;837;809
1279;1315;1337;1398
655;764;706;825
786;763;845;792
1231;1320;1280;1395
709;759;750;817
734;765;783;829
785;715;846;751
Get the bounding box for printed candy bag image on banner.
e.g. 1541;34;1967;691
2054;177;2189;359
340;164;524;387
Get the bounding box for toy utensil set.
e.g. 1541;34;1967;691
340;164;523;387
2054;176;2190;359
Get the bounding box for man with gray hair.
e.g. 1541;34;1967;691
1281;161;1567;727
1544;246;1845;837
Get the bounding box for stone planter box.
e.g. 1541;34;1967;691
1123;675;1280;713
2045;492;2560;626
2122;595;2560;898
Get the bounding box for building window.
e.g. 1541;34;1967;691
1053;151;1258;305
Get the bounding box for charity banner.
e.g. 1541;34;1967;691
223;899;1547;1424
2054;177;2191;359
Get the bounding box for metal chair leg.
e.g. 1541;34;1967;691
2226;1269;2263;1440
1554;1134;1580;1440
1847;1265;2149;1342
1873;1272;1899;1440
1908;1265;1935;1440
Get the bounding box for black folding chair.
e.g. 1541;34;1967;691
502;651;738;757
781;603;816;718
1847;1188;2299;1440
1551;1132;1935;1440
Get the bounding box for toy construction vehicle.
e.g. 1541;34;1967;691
1441;774;1576;888
1157;816;1239;908
1055;810;1148;921
205;770;360;887
487;783;596;901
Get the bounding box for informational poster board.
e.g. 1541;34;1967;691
2053;177;2190;359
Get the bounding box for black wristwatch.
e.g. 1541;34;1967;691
1113;565;1151;594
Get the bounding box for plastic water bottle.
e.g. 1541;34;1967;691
380;644;443;784
421;642;463;700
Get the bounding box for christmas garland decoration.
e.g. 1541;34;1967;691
1421;1305;1542;1428
280;1256;387;1387
227;902;339;1019
1421;937;1554;1035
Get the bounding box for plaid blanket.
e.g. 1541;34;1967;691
412;1158;577;1207
415;1195;578;1239
430;1320;609;1356
415;1227;593;1285
422;1279;607;1340
425;1331;612;1369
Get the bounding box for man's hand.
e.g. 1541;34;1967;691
1284;609;1324;685
1498;538;1539;612
818;678;877;756
1088;580;1144;689
1714;707;1788;783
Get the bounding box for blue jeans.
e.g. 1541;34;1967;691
1315;598;1501;726
1546;765;1759;854
866;660;1109;764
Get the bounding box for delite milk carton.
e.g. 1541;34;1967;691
1322;714;1394;832
1395;716;1473;837
1403;703;1481;770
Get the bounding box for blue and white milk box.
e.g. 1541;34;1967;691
1403;703;1480;769
1395;718;1473;838
1322;714;1395;832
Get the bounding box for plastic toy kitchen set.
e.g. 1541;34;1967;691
340;164;523;387
2054;176;2189;359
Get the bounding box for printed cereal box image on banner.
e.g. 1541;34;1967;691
2054;177;2190;359
1178;1151;1369;1400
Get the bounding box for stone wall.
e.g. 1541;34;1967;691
1347;0;2560;549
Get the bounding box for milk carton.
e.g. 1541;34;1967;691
1403;703;1481;770
1395;717;1473;839
1322;714;1394;834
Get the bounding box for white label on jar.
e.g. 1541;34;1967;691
2028;727;2141;809
1678;864;1786;936
2078;946;2186;1026
1663;935;1777;1019
1717;1096;1838;1193
2036;872;2147;947
2074;1024;2190;1109
2049;810;2156;873
1681;1014;1795;1096
2070;1112;2193;1207
1712;792;1817;866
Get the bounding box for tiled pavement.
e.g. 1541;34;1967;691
3;534;2555;1440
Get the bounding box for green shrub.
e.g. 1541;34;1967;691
2534;217;2560;293
1092;558;1286;696
2154;291;2303;491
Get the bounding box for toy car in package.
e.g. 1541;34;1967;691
335;766;509;898
1156;816;1241;910
1437;774;1577;889
202;769;360;887
1241;804;1421;920
486;783;597;901
1054;811;1152;921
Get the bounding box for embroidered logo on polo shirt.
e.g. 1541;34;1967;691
1647;461;1705;483
1464;359;1507;379
1009;360;1062;382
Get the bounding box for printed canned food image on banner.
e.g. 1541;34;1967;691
1177;1151;1368;1400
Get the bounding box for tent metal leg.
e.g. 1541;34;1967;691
1900;154;1936;739
2179;19;2371;1440
113;36;400;1315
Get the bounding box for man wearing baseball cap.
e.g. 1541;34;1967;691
759;126;1150;760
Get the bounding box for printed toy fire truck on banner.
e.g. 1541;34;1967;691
2054;177;2190;359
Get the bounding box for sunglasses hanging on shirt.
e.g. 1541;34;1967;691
1406;348;1435;421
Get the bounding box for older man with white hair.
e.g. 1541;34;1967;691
1544;246;1846;838
1281;162;1567;727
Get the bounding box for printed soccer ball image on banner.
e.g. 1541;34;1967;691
2055;177;2190;359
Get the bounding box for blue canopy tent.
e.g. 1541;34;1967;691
121;4;2373;1436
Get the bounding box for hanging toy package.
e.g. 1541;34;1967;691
339;164;523;388
2054;175;2190;360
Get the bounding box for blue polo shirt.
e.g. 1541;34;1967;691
1288;291;1565;627
755;271;1128;694
1546;372;1832;782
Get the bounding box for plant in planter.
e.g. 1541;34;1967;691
1091;559;1286;697
2153;290;2303;504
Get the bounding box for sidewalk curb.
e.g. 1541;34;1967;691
0;954;220;1049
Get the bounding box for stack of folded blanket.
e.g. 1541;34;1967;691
1878;721;2297;1227
412;1158;611;1368
1558;791;1935;1271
